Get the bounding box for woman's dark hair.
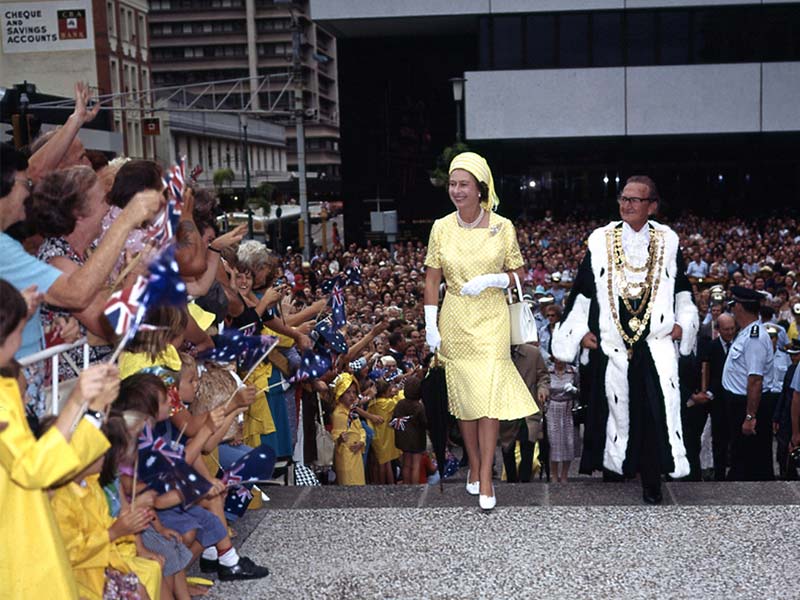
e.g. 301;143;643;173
0;142;29;198
108;160;163;209
477;181;489;201
0;279;28;347
192;187;220;233
25;166;97;237
99;416;131;487
113;373;165;418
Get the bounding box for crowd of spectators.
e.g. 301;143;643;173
2;83;800;597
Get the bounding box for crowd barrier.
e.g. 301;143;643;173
18;338;89;414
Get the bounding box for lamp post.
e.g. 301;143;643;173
276;0;312;261
449;76;466;143
241;114;253;239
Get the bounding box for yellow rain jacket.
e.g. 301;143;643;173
0;376;109;599
50;474;161;600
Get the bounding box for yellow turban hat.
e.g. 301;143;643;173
333;372;359;403
448;151;500;212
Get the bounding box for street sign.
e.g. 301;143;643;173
143;117;161;136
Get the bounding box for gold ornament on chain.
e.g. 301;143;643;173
605;227;666;355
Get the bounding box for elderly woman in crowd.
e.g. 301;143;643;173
27;166;124;377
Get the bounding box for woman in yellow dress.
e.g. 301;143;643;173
0;279;116;599
423;152;538;510
330;373;367;485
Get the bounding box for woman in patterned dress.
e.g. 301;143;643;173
423;152;538;510
28;166;118;378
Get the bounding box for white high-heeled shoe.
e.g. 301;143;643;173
465;470;480;496
479;487;496;511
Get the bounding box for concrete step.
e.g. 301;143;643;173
258;479;800;510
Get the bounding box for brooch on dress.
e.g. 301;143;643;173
489;224;501;236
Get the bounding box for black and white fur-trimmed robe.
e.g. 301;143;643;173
552;220;698;478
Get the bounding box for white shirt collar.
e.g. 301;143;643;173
619;221;651;276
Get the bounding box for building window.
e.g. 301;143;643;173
110;58;119;94
493;16;522;69
138;14;146;47
525;15;556;68
625;11;656;66
558;13;590;68
591;11;622;67
107;1;116;36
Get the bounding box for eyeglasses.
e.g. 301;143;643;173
617;195;651;205
15;177;33;191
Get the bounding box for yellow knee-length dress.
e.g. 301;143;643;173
425;211;538;421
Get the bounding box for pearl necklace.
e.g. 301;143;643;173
456;207;484;229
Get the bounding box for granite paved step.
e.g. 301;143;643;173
194;481;800;599
258;479;800;510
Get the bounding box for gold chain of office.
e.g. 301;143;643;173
606;227;666;350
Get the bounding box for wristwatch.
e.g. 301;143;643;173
745;414;755;421
84;408;105;428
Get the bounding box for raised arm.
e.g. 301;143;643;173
27;82;99;180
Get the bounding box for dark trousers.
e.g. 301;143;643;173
681;403;709;481
725;391;775;481
775;426;799;480
681;397;729;481
501;424;535;483
626;346;668;490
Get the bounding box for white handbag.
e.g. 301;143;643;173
507;272;538;345
313;394;335;468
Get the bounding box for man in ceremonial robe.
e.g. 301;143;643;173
552;176;698;503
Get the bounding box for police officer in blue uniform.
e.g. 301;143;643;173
722;286;775;480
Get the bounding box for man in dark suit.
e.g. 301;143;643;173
698;313;737;480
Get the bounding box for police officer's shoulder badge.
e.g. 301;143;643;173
749;324;760;338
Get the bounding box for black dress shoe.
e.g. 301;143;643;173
642;484;663;505
199;557;219;573
218;556;270;581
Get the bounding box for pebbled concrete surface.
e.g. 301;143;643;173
199;481;800;599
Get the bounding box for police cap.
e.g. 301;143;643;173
728;286;763;305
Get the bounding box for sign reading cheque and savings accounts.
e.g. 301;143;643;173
2;0;94;53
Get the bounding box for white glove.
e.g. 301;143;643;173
564;383;578;394
424;305;441;352
460;273;509;296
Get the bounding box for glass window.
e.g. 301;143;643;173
478;16;491;69
592;12;622;67
493;16;522;69
658;10;689;65
763;5;800;62
559;13;589;68
626;11;656;66
525;14;555;68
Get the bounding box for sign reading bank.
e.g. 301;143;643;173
2;0;94;53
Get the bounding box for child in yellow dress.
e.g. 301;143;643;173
0;280;116;600
49;422;161;600
330;373;367;485
368;379;403;484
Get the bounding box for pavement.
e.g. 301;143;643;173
198;479;800;599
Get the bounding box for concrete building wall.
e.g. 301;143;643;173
464;62;800;140
311;0;797;20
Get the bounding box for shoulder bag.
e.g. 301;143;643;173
508;272;538;345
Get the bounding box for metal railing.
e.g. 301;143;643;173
18;338;89;414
